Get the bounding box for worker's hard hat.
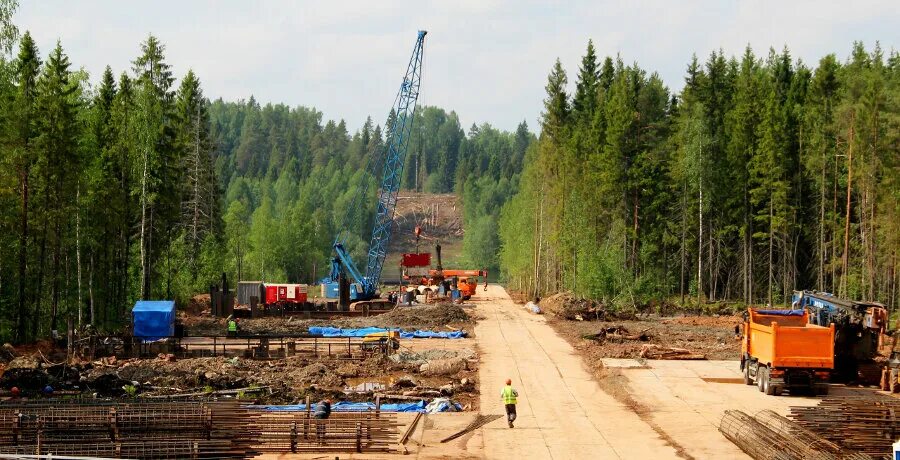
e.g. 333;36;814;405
10;387;19;396
505;379;511;385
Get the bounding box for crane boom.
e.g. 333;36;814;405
331;30;427;301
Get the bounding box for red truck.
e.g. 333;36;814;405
741;308;835;396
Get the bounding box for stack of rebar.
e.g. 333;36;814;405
0;400;259;458
718;410;873;460
0;399;403;457
253;411;401;453
790;394;900;459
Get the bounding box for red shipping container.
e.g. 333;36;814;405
402;253;431;267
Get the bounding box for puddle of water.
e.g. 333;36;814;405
701;377;745;384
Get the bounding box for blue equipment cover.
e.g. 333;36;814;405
255;401;428;413
132;300;175;341
756;309;805;316
308;326;466;339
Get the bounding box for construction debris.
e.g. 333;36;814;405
419;357;467;376
790;394;900;459
583;326;650;343
541;293;607;320
439;414;503;443
639;344;706;360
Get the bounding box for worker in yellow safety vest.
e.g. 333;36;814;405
227;318;238;337
500;378;518;428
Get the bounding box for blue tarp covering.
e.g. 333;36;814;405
254;401;428;413
132;300;175;341
756;309;805;316
308;326;466;339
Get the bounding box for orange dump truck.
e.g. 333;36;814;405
741;308;834;396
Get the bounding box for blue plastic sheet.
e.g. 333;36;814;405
308;326;466;339
132;300;175;341
254;401;428;413
756;309;805;316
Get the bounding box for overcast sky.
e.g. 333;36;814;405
12;0;899;132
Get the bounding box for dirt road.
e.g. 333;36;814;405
475;285;679;459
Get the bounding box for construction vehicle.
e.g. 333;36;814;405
791;290;888;383
741;308;835;395
402;243;487;300
425;269;487;299
361;330;401;354
321;30;427;309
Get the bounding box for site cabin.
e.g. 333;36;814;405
264;283;308;304
741;308;834;396
236;281;309;307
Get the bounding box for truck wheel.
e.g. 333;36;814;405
815;384;829;396
757;366;767;392
743;362;753;385
765;377;776;396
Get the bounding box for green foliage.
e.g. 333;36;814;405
499;40;900;311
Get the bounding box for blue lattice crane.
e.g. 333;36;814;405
325;30;427;303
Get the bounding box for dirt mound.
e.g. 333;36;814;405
542;292;607;320
0;368;50;390
88;374;132;396
182;303;473;336
185;294;211;315
366;303;470;329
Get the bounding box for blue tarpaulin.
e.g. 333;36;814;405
254;401;428;413
308;326;466;339
756;309;805;316
132;300;175;341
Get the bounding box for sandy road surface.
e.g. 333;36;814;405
475;285;679;459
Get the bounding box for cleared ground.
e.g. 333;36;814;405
259;285;888;459
601;359;867;459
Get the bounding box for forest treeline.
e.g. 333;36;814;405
500;41;899;310
0;4;530;342
1;2;897;342
208;101;532;290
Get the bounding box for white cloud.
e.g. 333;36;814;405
12;0;898;132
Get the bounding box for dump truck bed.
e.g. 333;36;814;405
744;309;834;369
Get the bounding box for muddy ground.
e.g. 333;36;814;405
0;346;480;407
181;303;475;336
0;303;480;408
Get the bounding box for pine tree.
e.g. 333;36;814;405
573;40;599;122
10;31;40;342
33;41;79;332
132;34;176;299
174;69;216;269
